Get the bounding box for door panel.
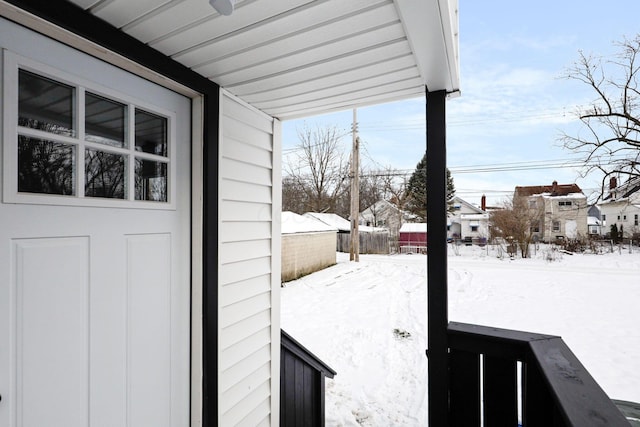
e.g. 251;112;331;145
15;238;90;427
0;18;191;427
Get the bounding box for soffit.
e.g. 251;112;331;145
64;0;460;120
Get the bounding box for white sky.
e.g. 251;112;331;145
281;1;640;207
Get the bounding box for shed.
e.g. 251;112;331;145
399;223;428;254
282;212;337;282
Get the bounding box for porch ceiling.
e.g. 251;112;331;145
65;0;459;120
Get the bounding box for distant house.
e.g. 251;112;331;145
282;212;337;282
398;223;428;254
448;196;490;243
304;212;389;254
597;176;640;238
587;205;602;236
360;200;418;242
514;181;589;242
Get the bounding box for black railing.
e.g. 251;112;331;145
447;322;630;426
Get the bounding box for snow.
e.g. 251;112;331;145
399;223;428;233
304;212;386;233
282;211;337;234
281;245;640;426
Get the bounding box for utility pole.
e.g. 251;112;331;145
350;109;360;261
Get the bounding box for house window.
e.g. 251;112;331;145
5;54;174;208
635;214;638;226
602;214;606;221
530;221;540;233
623;215;627;221
552;221;560;232
618;215;621;220
558;200;572;207
470;225;479;232
454;204;461;211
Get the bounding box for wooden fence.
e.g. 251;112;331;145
337;232;389;254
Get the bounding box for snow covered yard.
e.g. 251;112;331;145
280;245;640;426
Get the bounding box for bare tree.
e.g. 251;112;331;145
283;124;349;214
490;194;543;258
561;35;640;195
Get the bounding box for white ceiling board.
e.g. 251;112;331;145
264;78;423;115
92;0;174;29
62;0;460;120
193;23;406;80
250;69;421;110
237;56;419;102
150;0;319;57
270;87;426;121
182;4;400;71
253;69;420;109
220;40;412;90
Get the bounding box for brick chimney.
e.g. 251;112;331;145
610;176;617;189
481;194;486;211
551;180;558;195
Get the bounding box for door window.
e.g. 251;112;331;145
5;52;175;208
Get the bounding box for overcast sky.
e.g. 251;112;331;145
281;1;640;206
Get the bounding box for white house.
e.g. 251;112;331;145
448;196;490;243
0;1;460;426
515;181;589;242
598;176;640;238
360;199;418;242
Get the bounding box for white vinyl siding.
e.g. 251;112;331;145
219;90;280;426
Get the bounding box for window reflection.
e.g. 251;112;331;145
85;92;126;147
19;70;75;136
18;136;75;195
135;109;167;157
85;149;125;199
135;159;167;202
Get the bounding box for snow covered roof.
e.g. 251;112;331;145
304;212;388;234
460;213;489;220
515;181;583;197
588;216;601;226
304;213;351;232
540;192;585;199
282;211;337;234
399;223;428;233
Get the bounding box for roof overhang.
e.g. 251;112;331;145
2;0;459;121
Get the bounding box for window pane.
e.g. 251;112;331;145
135;109;167;157
18;136;75;195
85;92;126;147
85;149;126;199
19;70;75;136
135;159;167;202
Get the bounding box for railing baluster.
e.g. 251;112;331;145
449;349;481;427
484;355;518;426
522;359;558;426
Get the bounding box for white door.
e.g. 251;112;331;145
0;21;191;427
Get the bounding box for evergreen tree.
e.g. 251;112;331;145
405;152;455;220
610;224;619;243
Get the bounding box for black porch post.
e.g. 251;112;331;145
426;89;449;425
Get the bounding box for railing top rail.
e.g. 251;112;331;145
528;338;630;426
448;322;559;360
447;322;630;426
